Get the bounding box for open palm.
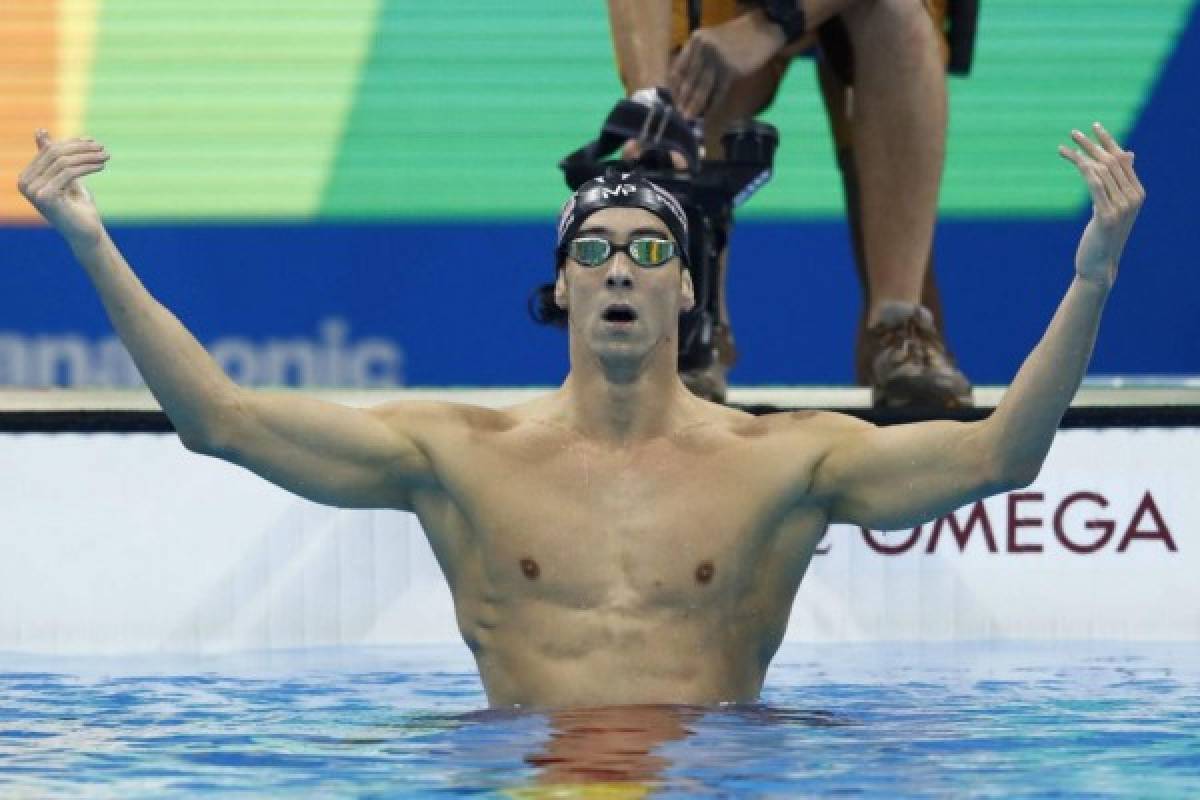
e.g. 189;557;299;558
1058;123;1145;288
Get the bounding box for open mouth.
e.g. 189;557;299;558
602;305;638;324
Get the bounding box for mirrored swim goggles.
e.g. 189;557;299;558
567;236;679;268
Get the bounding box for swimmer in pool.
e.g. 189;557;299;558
17;123;1143;709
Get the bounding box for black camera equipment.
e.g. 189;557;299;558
557;92;778;374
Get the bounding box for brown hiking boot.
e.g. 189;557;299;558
862;302;973;409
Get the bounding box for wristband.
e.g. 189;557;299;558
760;0;807;43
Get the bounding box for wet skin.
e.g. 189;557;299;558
20;127;1143;711
195;207;1016;709
378;208;854;708
399;398;840;709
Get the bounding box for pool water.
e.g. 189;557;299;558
2;642;1198;797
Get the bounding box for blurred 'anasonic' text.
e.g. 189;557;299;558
0;318;404;388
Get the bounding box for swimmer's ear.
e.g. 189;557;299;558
554;269;568;310
679;268;695;313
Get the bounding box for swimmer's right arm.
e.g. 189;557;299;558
18;130;436;510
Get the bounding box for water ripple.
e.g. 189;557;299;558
0;642;1197;797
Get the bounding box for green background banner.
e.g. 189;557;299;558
70;0;1193;219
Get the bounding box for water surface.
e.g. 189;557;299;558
2;642;1198;797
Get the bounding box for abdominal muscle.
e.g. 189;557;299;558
412;499;821;709
454;576;787;710
407;408;828;709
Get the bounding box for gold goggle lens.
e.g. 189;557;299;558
568;237;677;268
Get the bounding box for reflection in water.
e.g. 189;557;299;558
10;644;1197;796
533;705;695;785
492;704;851;798
505;704;698;798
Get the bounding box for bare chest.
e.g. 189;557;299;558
434;432;812;608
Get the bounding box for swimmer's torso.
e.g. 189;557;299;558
401;398;834;709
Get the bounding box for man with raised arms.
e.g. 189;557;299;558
17;124;1143;709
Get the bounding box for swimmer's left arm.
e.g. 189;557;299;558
807;414;1006;530
811;123;1145;530
972;123;1143;492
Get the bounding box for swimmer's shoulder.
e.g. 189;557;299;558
696;408;876;468
366;398;527;444
376;392;590;441
705;404;873;441
766;409;877;452
654;401;863;454
760;408;873;435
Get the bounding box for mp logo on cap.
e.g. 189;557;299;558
598;184;639;199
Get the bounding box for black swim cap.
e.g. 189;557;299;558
555;170;690;269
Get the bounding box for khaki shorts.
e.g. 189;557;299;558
616;0;951;118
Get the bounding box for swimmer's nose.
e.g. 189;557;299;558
605;271;633;290
605;257;634;290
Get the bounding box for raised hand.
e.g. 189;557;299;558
17;129;109;245
1058;123;1145;289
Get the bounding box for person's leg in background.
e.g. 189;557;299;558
815;50;947;385
817;0;972;407
676;58;791;401
607;0;971;406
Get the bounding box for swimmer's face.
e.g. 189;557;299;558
555;207;694;363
